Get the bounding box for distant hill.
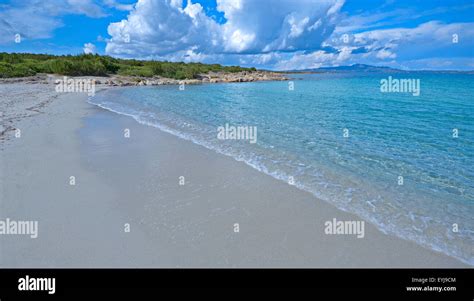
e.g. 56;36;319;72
287;64;402;73
284;64;474;74
315;64;399;72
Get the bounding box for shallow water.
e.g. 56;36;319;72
89;72;474;265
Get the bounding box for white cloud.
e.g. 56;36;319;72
83;42;97;54
273;46;354;71
264;1;473;71
293;20;474;71
392;57;474;71
105;0;345;59
0;7;62;43
0;0;106;44
103;0;134;11
349;21;474;61
67;0;107;18
288;16;310;38
376;49;396;60
106;0;222;57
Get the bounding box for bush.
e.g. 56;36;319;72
39;59;108;76
0;52;258;78
99;57;120;73
0;62;36;78
118;66;154;77
0;62;14;78
150;63;164;76
76;60;108;76
43;59;75;74
0;53;23;64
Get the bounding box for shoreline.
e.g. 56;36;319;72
0;83;469;267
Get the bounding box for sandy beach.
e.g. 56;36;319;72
0;83;468;267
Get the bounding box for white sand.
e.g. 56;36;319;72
0;83;467;267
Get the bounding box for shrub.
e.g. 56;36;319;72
0;62;36;78
0;53;258;78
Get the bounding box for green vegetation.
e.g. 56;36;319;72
0;53;257;79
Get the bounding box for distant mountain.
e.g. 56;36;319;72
287;64;402;73
283;64;474;74
316;64;399;72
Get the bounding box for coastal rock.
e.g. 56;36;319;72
0;71;288;87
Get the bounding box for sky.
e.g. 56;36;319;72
0;0;473;70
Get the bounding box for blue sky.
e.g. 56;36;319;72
0;0;473;70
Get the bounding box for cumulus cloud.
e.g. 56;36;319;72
106;0;221;57
216;0;343;54
83;42;97;54
105;0;345;60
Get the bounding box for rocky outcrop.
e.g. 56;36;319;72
0;71;288;87
196;71;286;83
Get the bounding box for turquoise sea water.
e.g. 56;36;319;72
90;73;474;265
